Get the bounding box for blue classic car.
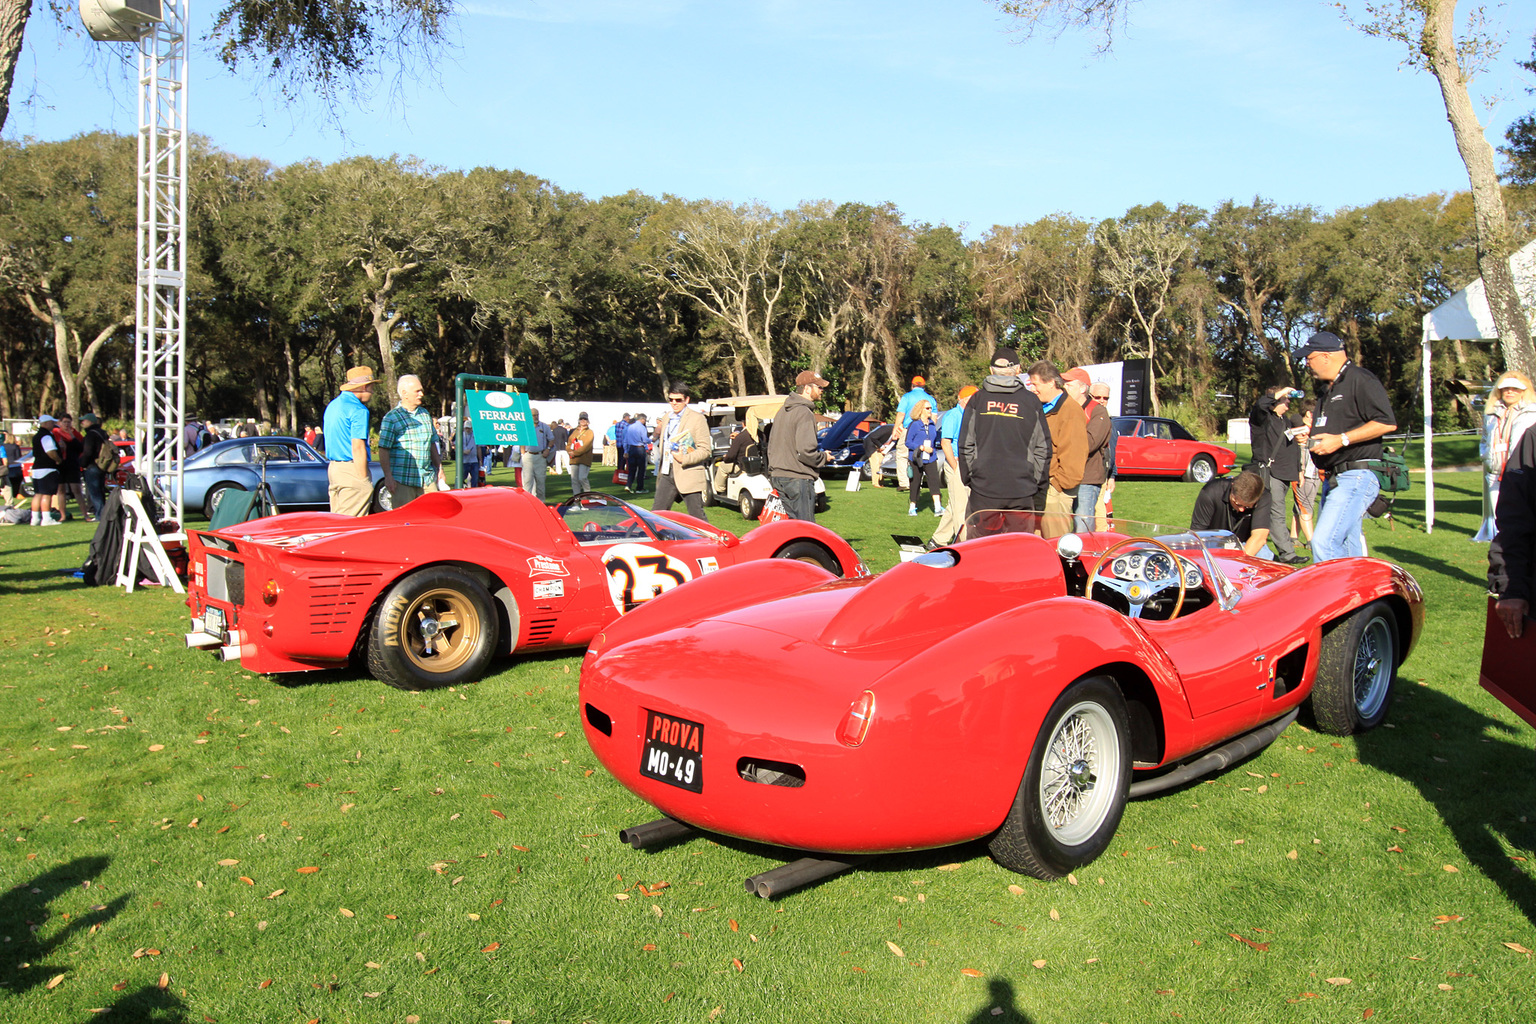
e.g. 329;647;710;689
160;436;389;519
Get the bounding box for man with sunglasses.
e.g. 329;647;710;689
1190;470;1273;558
652;383;712;521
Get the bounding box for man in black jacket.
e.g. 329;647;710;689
957;347;1051;537
768;370;829;521
79;413;115;519
1490;425;1535;638
1248;385;1305;564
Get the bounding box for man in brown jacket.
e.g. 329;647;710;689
1028;361;1088;539
652;383;713;521
568;413;595;495
1064;367;1112;532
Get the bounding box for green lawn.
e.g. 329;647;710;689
2;468;1533;1023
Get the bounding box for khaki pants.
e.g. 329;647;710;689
932;459;968;545
328;462;373;516
1041;485;1078;539
388;477;438;508
1094;479;1113;531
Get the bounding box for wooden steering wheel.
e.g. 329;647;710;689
1087;535;1188;620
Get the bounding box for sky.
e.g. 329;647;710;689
7;0;1535;235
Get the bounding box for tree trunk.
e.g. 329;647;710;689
1423;0;1535;377
732;354;747;396
282;329;298;433
0;0;31;136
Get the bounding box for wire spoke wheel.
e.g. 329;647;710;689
1353;616;1394;720
1037;701;1121;846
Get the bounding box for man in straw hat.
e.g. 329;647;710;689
324;366;378;516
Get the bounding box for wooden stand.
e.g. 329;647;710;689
116;489;184;594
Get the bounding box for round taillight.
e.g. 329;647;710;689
261;579;280;606
836;690;876;748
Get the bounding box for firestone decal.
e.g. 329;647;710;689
603;543;694;613
527;555;569;578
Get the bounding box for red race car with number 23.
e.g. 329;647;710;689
580;517;1423;883
184;488;865;689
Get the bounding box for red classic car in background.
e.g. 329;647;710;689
184;489;865;689
581;518;1422;893
1112;416;1236;482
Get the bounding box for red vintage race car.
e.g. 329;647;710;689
184;488;865;689
580;518;1423;886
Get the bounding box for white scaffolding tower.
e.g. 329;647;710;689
82;0;188;537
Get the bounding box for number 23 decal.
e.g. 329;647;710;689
603;544;694;613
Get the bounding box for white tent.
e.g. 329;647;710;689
1419;239;1536;532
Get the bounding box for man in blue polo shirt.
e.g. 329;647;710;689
323;366;376;516
623;414;652;493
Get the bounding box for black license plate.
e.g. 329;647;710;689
641;709;704;793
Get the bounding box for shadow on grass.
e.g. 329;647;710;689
0;568;87;591
264;644;580;689
1372;543;1487;589
0;856;130;996
1354;684;1536;925
77;985;190;1023
961;979;1034;1023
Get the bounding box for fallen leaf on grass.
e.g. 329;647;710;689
467;913;480;921
1504;942;1533;954
296;866;319;874
1434;915;1463;923
148;744;164;752
512;844;530;852
46;974;66;990
339;908;355;918
366;962;381;969
614;893;630;901
112;982;127;992
642;944;657;951
266;889;285;900
490;810;506;819
1286;850;1298;860
1049;909;1060;921
729;919;739;932
157;973;169;990
1032;959;1046;969
1443;865;1459;873
886;941;905;957
1326;977;1351;985
217;859;239;867
1438;983;1453;991
960;968;985;978
1007;885;1025;895
1390;825;1408;833
258;979;272;989
936;863;961;872
1364;1010;1375;1019
482;942;501;952
1229;933;1269;952
1387;846;1404;854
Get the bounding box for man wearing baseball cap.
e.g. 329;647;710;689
1295;331;1396;561
768;370;830;521
323;366;378;516
29;413;62;526
957;347;1051;537
892;374;935;490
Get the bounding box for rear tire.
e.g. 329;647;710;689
772;540;841;575
203;482;244;520
739;491;760;521
371;480;393;514
367;567;498;690
989;676;1130;879
1309;600;1398;735
1184;456;1216;484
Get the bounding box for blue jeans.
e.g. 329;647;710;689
83;465;108;517
1074;483;1101;533
1312;469;1379;562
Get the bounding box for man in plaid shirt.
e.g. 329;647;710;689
378;374;445;507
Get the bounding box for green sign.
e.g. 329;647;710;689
464;390;535;446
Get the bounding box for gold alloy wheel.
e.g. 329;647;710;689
398;587;484;675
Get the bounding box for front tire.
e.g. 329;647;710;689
1309;600;1398;735
739;491;760;521
989;676;1130;879
366;567;498;690
772;540;841;575
1185;456;1216;484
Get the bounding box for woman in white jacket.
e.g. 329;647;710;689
1477;371;1536;542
